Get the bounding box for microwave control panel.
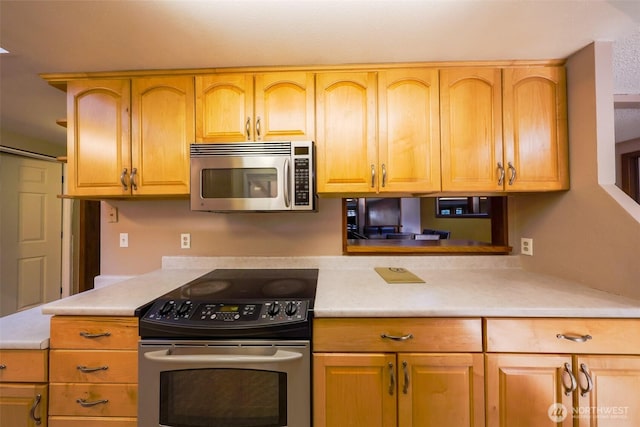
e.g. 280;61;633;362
293;158;311;206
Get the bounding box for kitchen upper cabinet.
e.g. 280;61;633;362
195;71;315;142
130;76;193;196
315;71;378;193
440;66;568;192
378;68;441;193
317;69;440;194
67;79;131;197
66;76;193;197
440;68;503;192
502;66;569;191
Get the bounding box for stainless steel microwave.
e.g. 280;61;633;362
190;141;316;212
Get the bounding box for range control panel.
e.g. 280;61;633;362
142;299;310;326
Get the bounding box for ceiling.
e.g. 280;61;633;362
1;0;639;149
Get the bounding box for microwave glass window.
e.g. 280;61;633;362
202;168;278;199
160;368;287;427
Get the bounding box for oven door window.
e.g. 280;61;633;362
160;368;287;427
201;168;278;199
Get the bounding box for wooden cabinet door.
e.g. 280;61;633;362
398;353;484;427
67;79;131;196
316;72;377;194
503;66;569;191
131;76;193;195
254;72;315;141
195;74;253;142
378;69;441;193
575;355;640;427
314;353;396;427
440;68;503;192
486;354;573;427
0;383;48;427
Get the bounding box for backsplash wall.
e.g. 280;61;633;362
101;198;344;275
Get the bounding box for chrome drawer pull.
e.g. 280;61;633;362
77;398;109;407
0;364;6;369
381;333;414;341
30;393;42;425
562;362;577;396
556;333;592;343
79;331;111;339
402;361;409;394
77;365;109;373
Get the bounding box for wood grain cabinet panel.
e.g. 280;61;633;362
50;316;138;350
48;383;137;417
49;350;137;383
0;383;48;427
0;349;48;382
313;318;484;427
48;416;137;427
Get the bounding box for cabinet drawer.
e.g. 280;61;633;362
0;349;48;382
49;350;137;383
49;416;137;427
48;383;137;417
50;317;138;350
313;318;482;352
485;318;640;354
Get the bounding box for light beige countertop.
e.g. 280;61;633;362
37;255;640;319
0;305;53;349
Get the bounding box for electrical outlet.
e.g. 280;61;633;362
119;233;129;248
181;233;191;249
106;205;118;223
521;237;533;256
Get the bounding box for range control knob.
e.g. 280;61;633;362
176;301;192;316
284;302;298;316
267;303;281;317
159;300;175;316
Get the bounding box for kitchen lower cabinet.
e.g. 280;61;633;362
48;316;138;426
0;349;48;427
313;318;484;427
485;318;640;427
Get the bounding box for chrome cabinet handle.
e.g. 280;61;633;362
508;161;517;185
497;162;505;186
77;365;109;373
381;163;387;187
246;117;251;139
556;333;592;343
0;364;6;369
388;362;395;396
120;168;128;190
77;398;109;407
562;362;577;396
402;361;409;394
579;363;594;397
130;167;138;191
30;394;42;425
79;331;111;339
381;333;414;341
371;164;376;188
256;116;261;140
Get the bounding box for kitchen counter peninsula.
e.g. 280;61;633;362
35;255;640;318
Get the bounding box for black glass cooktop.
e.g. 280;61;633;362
162;268;319;301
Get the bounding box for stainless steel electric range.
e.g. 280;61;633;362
136;268;319;427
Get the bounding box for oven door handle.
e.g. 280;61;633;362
143;349;303;364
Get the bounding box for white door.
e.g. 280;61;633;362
0;153;62;316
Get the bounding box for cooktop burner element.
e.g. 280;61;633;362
138;268;319;340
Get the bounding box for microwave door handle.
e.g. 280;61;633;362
143;349;303;364
284;158;291;208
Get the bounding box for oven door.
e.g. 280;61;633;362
138;340;310;427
